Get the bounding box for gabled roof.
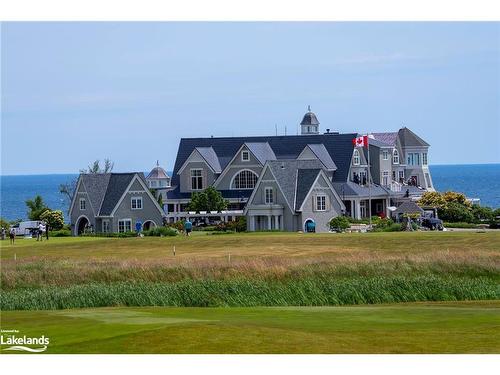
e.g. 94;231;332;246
99;173;137;216
371;132;398;146
245;142;277;165
394;200;424;215
295;169;321;210
195;147;222;173
305;144;337;170
171;133;357;186
74;172;164;218
266;159;324;212
79;173;112;216
398;127;430;147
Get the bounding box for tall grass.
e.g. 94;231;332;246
2;250;499;290
1;276;498;310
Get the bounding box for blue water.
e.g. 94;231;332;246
0;164;499;222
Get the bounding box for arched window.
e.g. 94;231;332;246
353;149;360;165
393;149;399;164
232;170;258;189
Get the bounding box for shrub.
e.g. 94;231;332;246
443;222;479;229
143;227;178;237
372;217;394;229
167;220;185;232
347;217;369;224
49;229;72;237
329;216;350;232
226;216;247;232
81;232;137;238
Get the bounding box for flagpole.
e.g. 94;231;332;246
367;135;372;227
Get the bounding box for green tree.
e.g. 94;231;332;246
329;216;350;232
157;194;163;207
25;195;49;220
39;210;65;230
0;217;10;230
471;205;494;223
439;202;474;223
418;191;446;209
188;186;228;212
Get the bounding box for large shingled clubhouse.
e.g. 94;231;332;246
70;108;434;234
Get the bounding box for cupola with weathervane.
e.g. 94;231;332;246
300;105;320;135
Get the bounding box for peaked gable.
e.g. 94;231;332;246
98;173;137;216
398;127;430;147
177;147;222;175
245;142;277;165
295;169;321;210
298;144;337;171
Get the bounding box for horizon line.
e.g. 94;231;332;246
1;162;499;177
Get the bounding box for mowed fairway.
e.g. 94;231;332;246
1;301;499;353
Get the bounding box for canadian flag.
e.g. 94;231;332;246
352;135;369;148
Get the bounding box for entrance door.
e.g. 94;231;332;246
76;217;89;235
304;219;316;233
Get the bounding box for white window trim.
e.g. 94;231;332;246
382;150;389;160
131;196;143;210
118;218;132;233
79;198;86;210
382;171;390;186
353;149;360;166
230;169;259;190
190;168;203;191
264;187;274;204
422;152;428;165
316;195;327;211
102;219;110;233
393;149;400;164
241;150;250;162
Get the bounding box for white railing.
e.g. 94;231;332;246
390;181;402;192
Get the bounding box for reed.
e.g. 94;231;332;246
1;275;497;310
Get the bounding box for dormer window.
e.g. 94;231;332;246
241;150;250;162
353;149;360;165
393;149;399;164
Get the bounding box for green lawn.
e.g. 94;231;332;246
2;231;499;261
1;301;499;353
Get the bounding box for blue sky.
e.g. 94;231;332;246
1;22;499;175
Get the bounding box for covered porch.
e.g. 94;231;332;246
344;197;392;219
246;205;284;231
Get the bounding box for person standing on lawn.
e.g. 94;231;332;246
9;227;16;245
184;219;192;236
